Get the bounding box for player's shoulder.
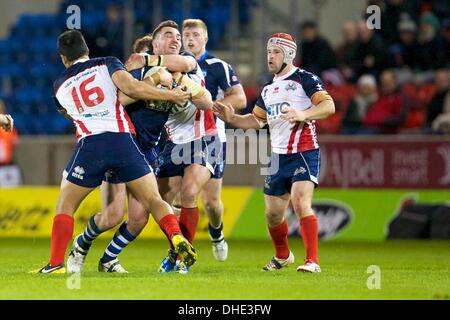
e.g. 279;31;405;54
204;53;228;67
292;67;322;84
180;50;196;59
261;76;274;89
53;58;97;94
102;56;125;67
204;54;235;79
258;78;275;99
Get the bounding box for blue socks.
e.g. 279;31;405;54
208;223;224;242
101;222;136;263
77;215;102;252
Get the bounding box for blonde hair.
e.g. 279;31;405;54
182;19;208;37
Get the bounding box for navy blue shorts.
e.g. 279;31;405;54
104;144;160;184
156;136;220;178
263;148;320;196
64;132;151;188
205;135;225;179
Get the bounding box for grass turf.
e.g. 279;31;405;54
0;238;449;300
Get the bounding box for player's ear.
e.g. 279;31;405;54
60;55;69;68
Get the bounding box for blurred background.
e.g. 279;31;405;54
0;0;448;241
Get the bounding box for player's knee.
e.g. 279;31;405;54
180;186;198;207
105;213;125;229
127;214;149;233
265;210;283;226
293;201;312;217
102;205;126;227
204;196;221;212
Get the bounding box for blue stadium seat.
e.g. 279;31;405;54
0;41;13;63
80;11;107;33
0;63;21;77
9;113;28;134
9;25;29;40
0;38;22;55
15;87;44;106
48;114;73;134
30;64;59;80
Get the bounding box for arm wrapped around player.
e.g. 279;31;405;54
173;73;212;110
144;54;165;68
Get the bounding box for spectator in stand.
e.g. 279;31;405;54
363;70;409;133
391;16;421;70
378;0;421;46
352;21;389;79
441;19;450;68
297;21;337;76
87;3;124;60
426;69;450;133
336;21;359;82
417;12;446;71
342;74;378;134
0;99;18;166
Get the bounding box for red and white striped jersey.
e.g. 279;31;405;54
164;63;217;144
253;67;330;154
53;57;135;141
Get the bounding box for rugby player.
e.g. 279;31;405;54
182;19;247;262
213;33;335;273
32;30;196;274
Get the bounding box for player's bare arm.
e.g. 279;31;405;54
191;86;212;110
217;84;247;111
281;91;335;123
0;114;13;132
173;73;213;110
213;101;261;129
118;67;174;106
112;69;190;106
125;53;196;73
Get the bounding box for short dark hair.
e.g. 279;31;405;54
152;20;179;39
57;30;89;62
301;20;317;30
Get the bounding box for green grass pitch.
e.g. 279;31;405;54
0;238;449;300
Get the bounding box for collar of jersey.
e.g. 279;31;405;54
73;58;89;65
197;50;209;62
273;66;297;82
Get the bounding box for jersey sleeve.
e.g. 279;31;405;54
255;91;267;111
216;62;240;92
300;71;333;105
130;67;143;80
180;51;198;75
105;56;126;77
252;104;267;123
252;92;268;124
53;96;66;113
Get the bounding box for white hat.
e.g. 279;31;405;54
267;33;297;65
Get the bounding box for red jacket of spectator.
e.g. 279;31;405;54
363;92;409;133
0;128;18;165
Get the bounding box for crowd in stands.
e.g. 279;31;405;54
288;0;450;134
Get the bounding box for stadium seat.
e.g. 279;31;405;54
1;0;256;135
0;63;21;77
0;41;13;64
